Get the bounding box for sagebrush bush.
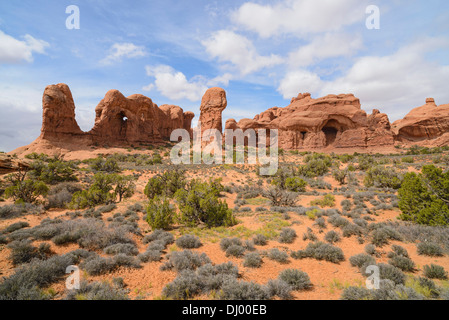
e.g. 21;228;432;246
267;248;289;264
388;255;415;272
226;245;246;258
3;221;29;234
349;254;376;269
328;215;350;228
243;252;263;268
65;279;129;300
103;243;139;256
342;224;363;238
324;230;341;244
253;234;268;246
218;280;270;300
292;242;345;263
265;279;292;299
388;245;409;258
162;250;211;271
279;228;297;244
423;264;448;280
175;234;202;249
7;239;51;265
417;242;444;257
220;238;243;251
278;269;312;291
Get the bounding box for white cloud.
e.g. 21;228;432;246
278;69;323;99
288;33;363;67
232;0;368;38
100;42;147;65
0;30;49;63
202;30;283;75
144;65;208;101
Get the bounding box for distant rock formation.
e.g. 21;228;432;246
227;93;395;150
392;98;449;142
16;83;195;154
199;87;227;134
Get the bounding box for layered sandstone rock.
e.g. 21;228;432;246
392;98;449;141
199;87;227;133
231;93;395;150
0;154;30;174
23;83;195;152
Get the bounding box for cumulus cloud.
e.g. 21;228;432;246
288;33;363;67
0;30;49;63
278;37;449;120
232;0;369;38
202;30;283;75
144;65;209;101
278;69;324;99
100;42;147;65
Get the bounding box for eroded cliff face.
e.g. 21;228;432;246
13;84;449;158
35;83;195;149
226;93;395;150
392;98;449;142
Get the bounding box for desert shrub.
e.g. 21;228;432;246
377;263;406;285
3;221;30;234
89;157;121;173
31;218;134;251
298;154;332;178
284;177;307;192
142;229;174;246
226;245;246;258
341;199;352;211
65;279;129;300
69;173;117;209
278;269;312;291
279;228;297;244
292;242;344;263
398;165;449;226
314;216;327;229
144;169;187;199
324;230;341;244
353;218;368;229
162;250;211;271
340;286;373;300
342;224;363;238
310;194;335;208
112;175;135;202
5;171;49;204
253;234;268;246
370;226;403;247
0;252;80;300
332;169;348;185
162;270;203;299
357;154;377;171
267;248;289;264
349;254;376;269
146;196;175;230
328;214;350;228
0;203;44;220
263;186;298;207
218;280;270;300
365;244;377;256
364;166;402;189
401;156;415;164
104;243;139;256
302;227;318;242
243;252;263;268
138;250;162;263
423;264;448;280
388;245;409;258
46;182;83;209
388;255;415;272
29;157;78;184
417;242;444;257
220;238;243;251
265;279;292;299
176;179;235;228
176;234;202;249
7;240;51;265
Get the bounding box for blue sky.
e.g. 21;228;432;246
0;0;448;151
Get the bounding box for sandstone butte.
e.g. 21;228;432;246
10;84;449;157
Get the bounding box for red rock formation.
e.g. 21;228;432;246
392;98;449;142
199;87;227;133
18;83;195;153
231;93;395;150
